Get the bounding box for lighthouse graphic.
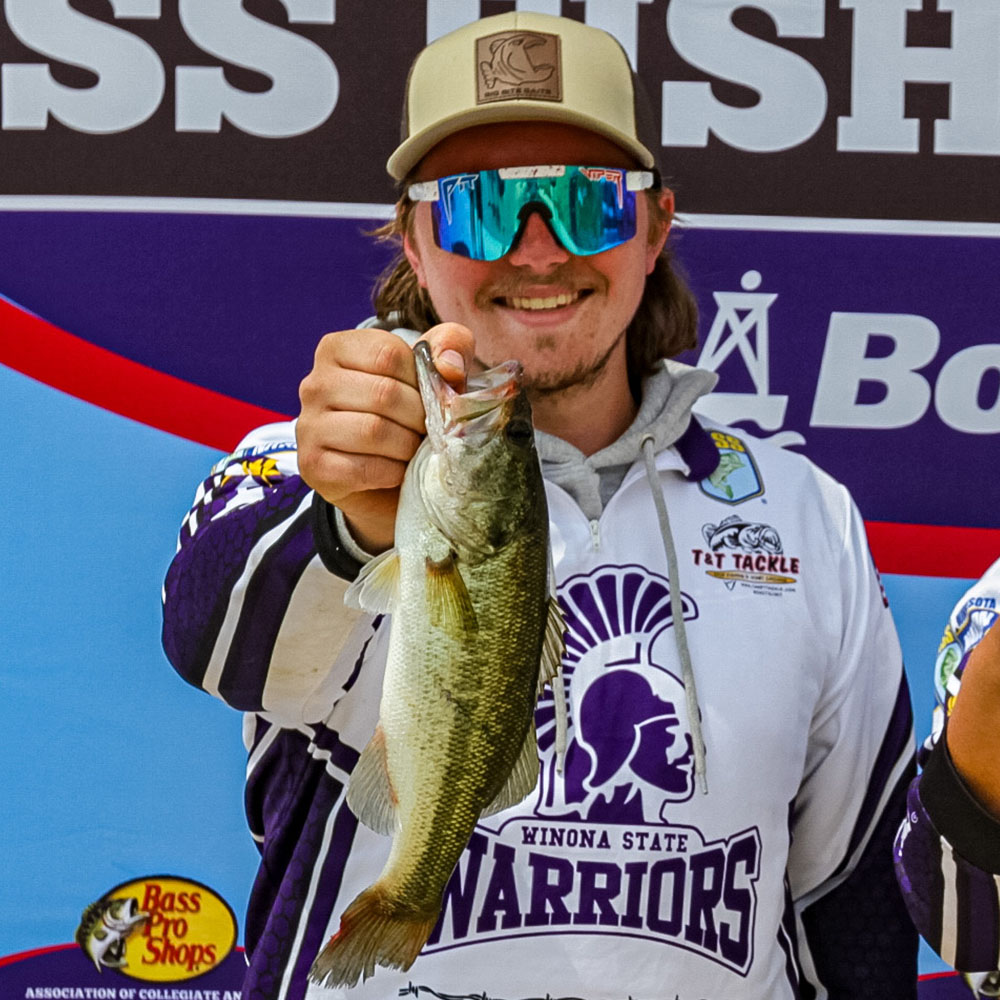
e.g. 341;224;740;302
694;270;804;449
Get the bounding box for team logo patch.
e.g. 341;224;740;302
693;514;800;592
699;431;764;504
476;30;561;104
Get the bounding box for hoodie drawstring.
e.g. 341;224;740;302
640;434;708;795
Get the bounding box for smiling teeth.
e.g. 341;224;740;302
509;292;578;311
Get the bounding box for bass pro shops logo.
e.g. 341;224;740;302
425;566;762;975
75;876;237;982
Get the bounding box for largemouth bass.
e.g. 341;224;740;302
309;341;565;989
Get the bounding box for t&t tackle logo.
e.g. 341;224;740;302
75;876;237;981
422;566;762;975
693;515;800;593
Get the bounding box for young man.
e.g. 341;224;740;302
895;557;1000;993
163;12;917;998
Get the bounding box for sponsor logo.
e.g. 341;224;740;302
693;515;799;592
476;30;561;104
580;166;625;207
699;432;764;505
423;566;761;975
75;876;236;982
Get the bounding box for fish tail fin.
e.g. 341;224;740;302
308;885;437;988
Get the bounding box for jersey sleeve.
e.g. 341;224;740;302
161;421;370;724
894;559;1000;972
789;482;917;996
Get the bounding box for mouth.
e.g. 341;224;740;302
496;289;592;311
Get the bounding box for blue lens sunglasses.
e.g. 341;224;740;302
408;165;656;262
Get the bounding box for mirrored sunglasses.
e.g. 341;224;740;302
408;165;655;261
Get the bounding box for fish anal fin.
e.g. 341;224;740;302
536;596;566;695
344;549;400;615
309;884;437;988
426;553;477;634
346;725;398;836
481;720;539;817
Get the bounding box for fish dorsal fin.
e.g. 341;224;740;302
536;596;566;695
426;553;478;634
346;724;397;835
344;548;400;614
481;719;540;817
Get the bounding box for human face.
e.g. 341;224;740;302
403;122;671;399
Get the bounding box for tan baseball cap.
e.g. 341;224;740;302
387;11;660;180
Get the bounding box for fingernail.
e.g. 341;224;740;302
437;349;465;372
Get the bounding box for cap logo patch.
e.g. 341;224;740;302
476;30;561;104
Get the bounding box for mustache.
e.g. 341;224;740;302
474;262;609;307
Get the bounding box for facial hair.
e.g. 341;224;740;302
472;262;625;398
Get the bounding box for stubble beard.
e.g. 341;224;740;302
472;264;626;400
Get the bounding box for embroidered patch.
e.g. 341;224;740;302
698;431;764;504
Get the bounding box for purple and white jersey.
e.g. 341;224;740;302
895;558;1000;974
163;417;916;1000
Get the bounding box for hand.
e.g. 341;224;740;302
296;323;474;553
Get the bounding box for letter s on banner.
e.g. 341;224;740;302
810;312;939;429
662;0;827;152
2;0;164;133
176;0;338;137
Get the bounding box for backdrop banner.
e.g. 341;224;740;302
2;2;997;996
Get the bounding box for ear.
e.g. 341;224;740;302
645;187;674;276
403;225;428;289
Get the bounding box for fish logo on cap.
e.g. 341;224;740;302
476;30;562;104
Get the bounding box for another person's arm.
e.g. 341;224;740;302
894;560;1000;972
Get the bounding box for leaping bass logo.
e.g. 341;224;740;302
534;565;700;822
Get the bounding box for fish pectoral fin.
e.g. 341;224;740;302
481;720;540;817
536;596;566;694
345;725;398;835
426;553;478;634
344;548;400;614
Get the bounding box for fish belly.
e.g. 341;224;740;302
375;540;547;913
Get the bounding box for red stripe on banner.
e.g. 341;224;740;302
0;943;76;966
2;298;996;579
867;521;999;580
0;297;289;451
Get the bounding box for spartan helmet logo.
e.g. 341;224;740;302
534;566;699;823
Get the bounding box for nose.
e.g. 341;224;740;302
505;210;571;271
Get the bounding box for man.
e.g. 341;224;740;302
162;11;917;998
895;557;1000;995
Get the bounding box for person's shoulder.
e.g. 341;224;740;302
693;414;843;490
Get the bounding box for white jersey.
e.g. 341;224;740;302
163;415;916;1000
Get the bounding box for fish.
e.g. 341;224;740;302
308;341;565;989
75;896;148;972
479;34;556;89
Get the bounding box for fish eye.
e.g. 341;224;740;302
505;418;533;445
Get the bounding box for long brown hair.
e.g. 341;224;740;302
370;190;699;397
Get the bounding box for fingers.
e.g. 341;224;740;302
297;330;422;522
296;325;479;554
418;323;476;390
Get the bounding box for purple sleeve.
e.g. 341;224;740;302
895;735;1000;971
161;465;318;711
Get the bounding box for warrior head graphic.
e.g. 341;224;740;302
533;566;699;823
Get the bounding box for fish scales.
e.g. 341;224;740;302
309;342;564;989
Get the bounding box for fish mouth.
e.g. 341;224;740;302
414;341;522;443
